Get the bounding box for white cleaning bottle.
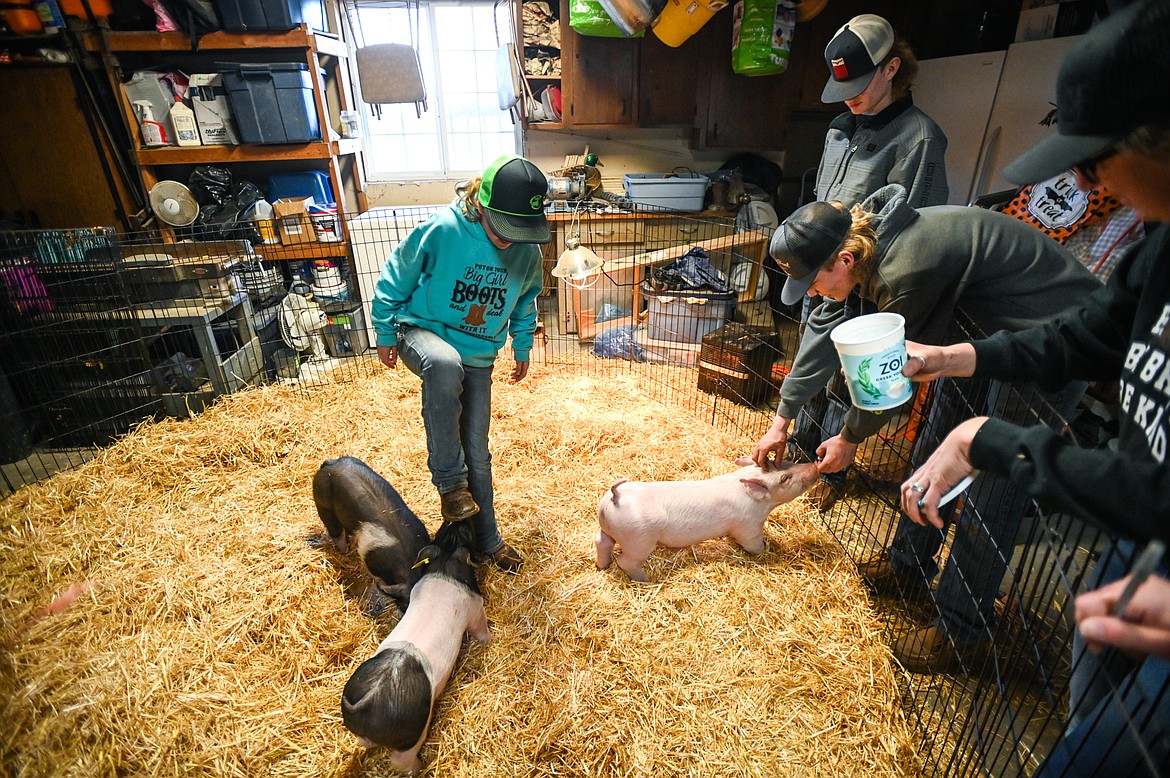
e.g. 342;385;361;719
170;101;201;147
133;100;168;147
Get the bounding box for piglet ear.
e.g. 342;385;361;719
740;477;770;501
454;547;472;565
415;544;440;567
734;455;754;467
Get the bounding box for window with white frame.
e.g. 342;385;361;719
352;0;521;181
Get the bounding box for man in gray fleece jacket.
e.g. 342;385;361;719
751;182;1100;670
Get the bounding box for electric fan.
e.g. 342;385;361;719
278;288;330;367
148;180;200;227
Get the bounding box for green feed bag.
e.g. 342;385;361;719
731;0;796;76
569;0;646;38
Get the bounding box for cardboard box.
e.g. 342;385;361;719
189;73;240;145
273;196;318;245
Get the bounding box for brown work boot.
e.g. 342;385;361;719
892;626;983;674
803;479;842;512
474;542;523;573
439;487;479;522
856;551;932;604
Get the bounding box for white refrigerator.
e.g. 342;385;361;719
913;35;1084;206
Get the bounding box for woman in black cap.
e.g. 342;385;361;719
899;1;1170;773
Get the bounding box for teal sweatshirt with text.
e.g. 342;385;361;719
371;203;543;367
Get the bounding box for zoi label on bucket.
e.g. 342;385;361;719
830;312;912;411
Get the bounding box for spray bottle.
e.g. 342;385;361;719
133;100;169;147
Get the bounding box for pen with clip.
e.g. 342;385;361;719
1109;538;1166;620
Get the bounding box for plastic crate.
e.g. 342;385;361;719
321;301;369;357
220;62;321;144
642;281;735;344
697;323;780;406
216;0;325;32
267;171;334;207
623;173;709;211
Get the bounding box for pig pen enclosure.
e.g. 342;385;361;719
1;363;918;777
0;214;1157;777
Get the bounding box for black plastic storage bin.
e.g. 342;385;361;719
216;0;326;32
219;63;321;144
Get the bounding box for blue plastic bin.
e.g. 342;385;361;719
216;0;326;32
267;171;334;207
219;63;321;144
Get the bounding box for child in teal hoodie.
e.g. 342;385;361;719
372;155;549;572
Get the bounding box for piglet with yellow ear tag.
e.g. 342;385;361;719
341;520;489;776
312;456;431;614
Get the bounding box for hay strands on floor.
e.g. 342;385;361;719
0;359;919;776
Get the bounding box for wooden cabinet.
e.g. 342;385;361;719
637;33;700;127
520;0;639;130
694;31;797;147
0;64;134;229
518;0;566;129
521;0;937;146
567;34;637;125
522;0;807;144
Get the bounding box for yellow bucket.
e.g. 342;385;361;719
651;0;728;48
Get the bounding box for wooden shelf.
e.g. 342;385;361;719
136;142;333;165
258;241;349;261
81;27;345;54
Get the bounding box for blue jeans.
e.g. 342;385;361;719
1070;540;1144;730
1062;540;1170;774
397;326;504;556
887;377;1086;645
1037;654;1170;777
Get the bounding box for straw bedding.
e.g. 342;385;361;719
0;359;919;777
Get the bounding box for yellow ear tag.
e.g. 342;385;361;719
411;557;431;570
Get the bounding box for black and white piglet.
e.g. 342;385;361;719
341;520;490;776
313;456;431;611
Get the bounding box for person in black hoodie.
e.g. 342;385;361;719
899;3;1170;774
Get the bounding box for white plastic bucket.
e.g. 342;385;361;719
829;312;912;411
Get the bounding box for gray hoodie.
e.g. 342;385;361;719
776;184;1100;443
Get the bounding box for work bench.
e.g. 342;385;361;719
544;209;770;340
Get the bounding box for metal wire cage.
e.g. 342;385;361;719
1;208;1165;777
